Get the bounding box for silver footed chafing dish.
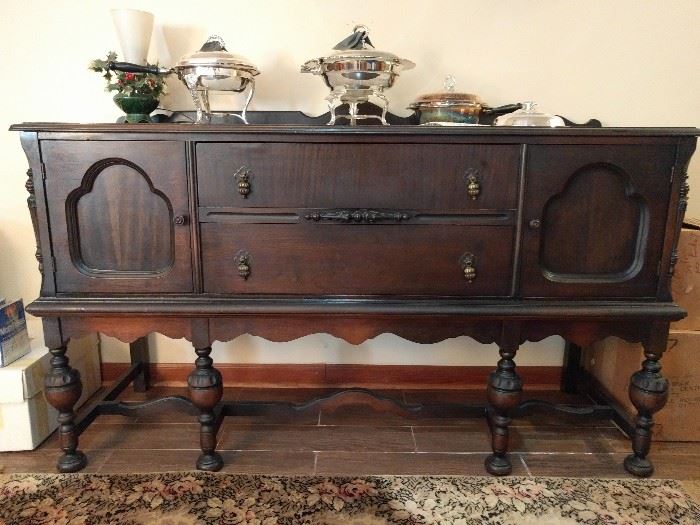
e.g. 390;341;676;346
109;35;260;124
301;25;415;125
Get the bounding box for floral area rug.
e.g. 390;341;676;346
0;472;698;524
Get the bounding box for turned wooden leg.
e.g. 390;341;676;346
485;337;522;475
188;346;223;471
44;344;87;473
624;326;669;477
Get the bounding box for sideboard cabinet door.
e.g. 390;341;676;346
42;141;193;293
520;144;676;298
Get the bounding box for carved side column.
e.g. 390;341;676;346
669;166;690;280
485;323;523;475
624;323;670;477
25;168;45;281
188;346;224;471
44;344;87;472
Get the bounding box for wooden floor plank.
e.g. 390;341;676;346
521;453;629;478
218;423;416;453
510;427;628;454
412;424;493;453
98;449;199;473
0;450;113;474
315;451;529;476
219;451;316;475
522;452;700;480
78;422;202;451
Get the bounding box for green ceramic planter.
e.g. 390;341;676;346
113;94;159;123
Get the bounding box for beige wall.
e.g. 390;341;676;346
1;0;698;366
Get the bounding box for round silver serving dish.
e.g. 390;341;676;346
174;38;258;90
408;76;484;125
409;76;523;125
494;101;565;127
109;35;260;124
301;25;415;125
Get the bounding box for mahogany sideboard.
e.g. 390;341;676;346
11;121;698;476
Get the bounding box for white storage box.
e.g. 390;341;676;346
0;335;101;451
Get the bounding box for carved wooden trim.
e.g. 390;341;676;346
65;157;176;278
209;317;502;346
25;167;44;278
521;321;648;348
141;105;600;128
304;209;411;224
654;137;696;301
539;162;648;284
37;315;654;348
669;169;689;277
61;317;193;343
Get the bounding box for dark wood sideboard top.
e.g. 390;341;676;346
10;122;700;137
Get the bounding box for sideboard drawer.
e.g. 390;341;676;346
196;143;520;210
201;223;514;296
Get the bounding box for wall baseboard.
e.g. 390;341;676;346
101;363;562;390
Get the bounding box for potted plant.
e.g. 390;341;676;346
90;52;166;123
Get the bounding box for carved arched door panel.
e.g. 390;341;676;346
42;141;192;293
520;145;676;298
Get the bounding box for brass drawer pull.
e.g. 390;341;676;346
237;252;251;280
305;209;411;224
467;174;481;200
234;166;251;198
460;253;477;283
464;168;481;200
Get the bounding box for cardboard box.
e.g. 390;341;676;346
0;335;101;451
671;219;700;330
585;331;700;441
0;300;31;367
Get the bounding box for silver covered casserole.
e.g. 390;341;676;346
301;25;415;125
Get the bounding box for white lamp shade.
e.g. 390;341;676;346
110;8;154;65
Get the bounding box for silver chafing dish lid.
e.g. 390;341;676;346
176;35;260;75
316;25;415;70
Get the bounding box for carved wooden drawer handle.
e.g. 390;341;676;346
467;174;481;200
234;166;251;198
305;209;411;224
237;253;251;280
460;253;477;283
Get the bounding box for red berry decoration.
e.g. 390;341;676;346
90;52;166;98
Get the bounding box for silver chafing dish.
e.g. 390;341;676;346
301;25;415;125
109;35;260;124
